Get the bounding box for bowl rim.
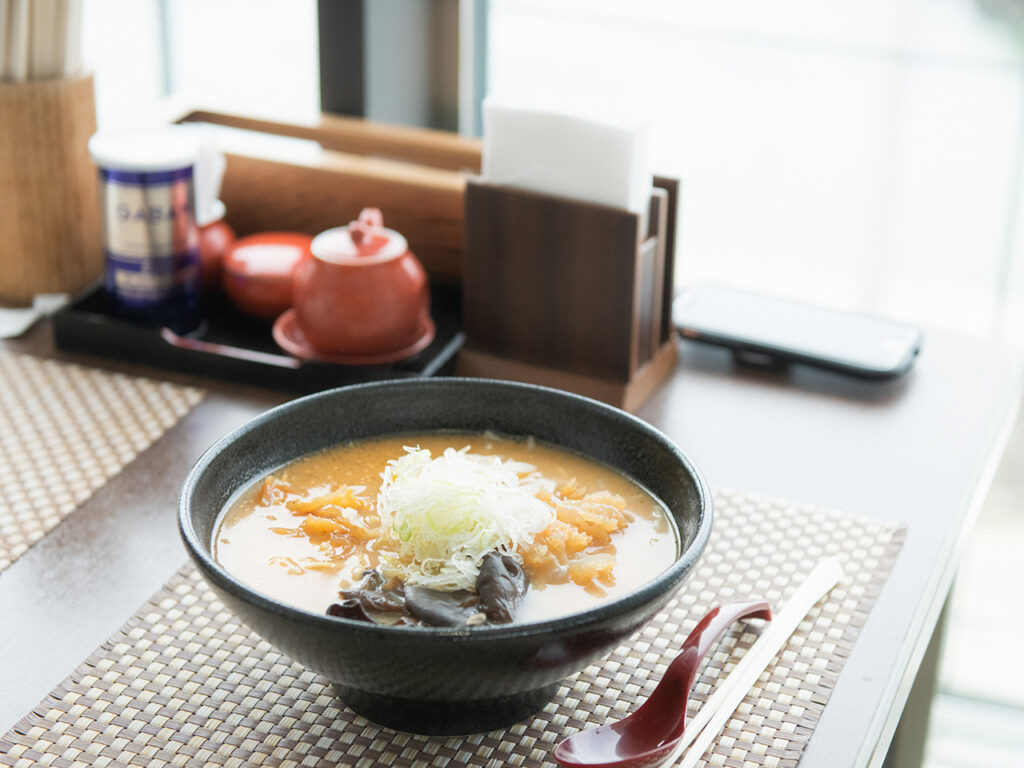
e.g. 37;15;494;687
178;378;713;641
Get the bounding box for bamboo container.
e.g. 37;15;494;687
0;73;101;305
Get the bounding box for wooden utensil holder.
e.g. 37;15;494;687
0;74;102;305
457;177;679;411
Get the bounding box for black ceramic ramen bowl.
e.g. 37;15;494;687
179;378;712;736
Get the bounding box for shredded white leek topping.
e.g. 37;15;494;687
376;447;556;591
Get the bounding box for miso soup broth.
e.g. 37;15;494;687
214;433;679;625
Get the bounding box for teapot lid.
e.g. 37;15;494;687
311;208;408;265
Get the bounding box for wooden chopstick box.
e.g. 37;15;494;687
457;176;680;412
176;110;479;287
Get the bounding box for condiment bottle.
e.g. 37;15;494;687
88;128;202;334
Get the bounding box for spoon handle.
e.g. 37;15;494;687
640;600;772;722
681;600;774;661
671;557;845;768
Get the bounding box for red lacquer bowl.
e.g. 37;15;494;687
222;232;311;320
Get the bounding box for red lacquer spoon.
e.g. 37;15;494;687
554;600;772;768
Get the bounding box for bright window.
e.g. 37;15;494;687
83;0;319;129
489;0;1024;346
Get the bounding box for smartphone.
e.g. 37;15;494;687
672;285;922;379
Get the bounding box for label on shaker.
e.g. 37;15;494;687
98;167;201;332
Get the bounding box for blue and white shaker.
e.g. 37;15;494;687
87;128;202;334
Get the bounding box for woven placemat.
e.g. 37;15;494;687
0;351;204;571
0;488;904;768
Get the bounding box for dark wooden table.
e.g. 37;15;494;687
1;321;1018;768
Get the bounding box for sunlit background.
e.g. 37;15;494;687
82;1;1024;765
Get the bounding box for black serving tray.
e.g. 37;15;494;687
53;283;464;393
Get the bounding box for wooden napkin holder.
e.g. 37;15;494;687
457;177;679;411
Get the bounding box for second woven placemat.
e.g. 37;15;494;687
0;488;905;768
0;351;205;571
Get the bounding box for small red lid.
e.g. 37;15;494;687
224;232;312;280
311;208;408;265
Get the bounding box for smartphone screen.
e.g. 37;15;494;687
672;285;922;379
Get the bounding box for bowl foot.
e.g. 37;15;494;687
332;682;560;735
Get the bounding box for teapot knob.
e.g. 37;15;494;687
359;207;383;228
350;207;383;246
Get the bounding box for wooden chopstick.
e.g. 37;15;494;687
0;0;10;81
2;0;79;81
8;0;29;81
669;557;845;768
63;0;82;76
28;0;60;79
